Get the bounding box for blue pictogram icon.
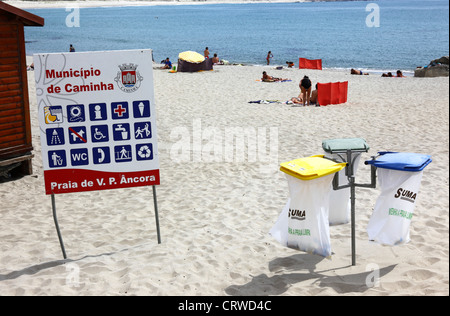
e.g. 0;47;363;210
67;104;86;123
92;147;111;165
113;123;130;141
70;148;89;166
68;126;88;144
134;121;152;139
136;143;153;161
48;150;67;168
89;103;107;121
91;125;109;143
114;145;132;163
46;127;65;146
111;101;129;120
133;100;150;118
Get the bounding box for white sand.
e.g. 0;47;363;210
0;55;448;296
0;0;449;297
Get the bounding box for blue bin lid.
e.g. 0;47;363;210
365;151;432;171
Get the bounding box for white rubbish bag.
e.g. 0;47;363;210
270;173;335;258
367;168;424;245
327;153;362;225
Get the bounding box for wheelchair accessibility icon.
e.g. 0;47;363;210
91;125;109;143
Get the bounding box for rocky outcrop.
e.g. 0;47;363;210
415;56;449;78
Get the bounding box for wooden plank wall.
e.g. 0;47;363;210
0;15;33;174
0;21;31;152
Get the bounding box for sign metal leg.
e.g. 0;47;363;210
51;193;67;259
152;185;161;244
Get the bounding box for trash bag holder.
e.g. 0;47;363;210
323;138;376;265
273;138;431;266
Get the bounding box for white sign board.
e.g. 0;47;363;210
34;49;160;194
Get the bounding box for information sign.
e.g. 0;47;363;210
34;50;160;194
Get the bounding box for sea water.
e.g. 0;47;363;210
24;0;449;71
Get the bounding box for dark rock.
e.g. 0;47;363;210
415;56;449;77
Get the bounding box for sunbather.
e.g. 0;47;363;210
261;71;287;82
351;68;369;75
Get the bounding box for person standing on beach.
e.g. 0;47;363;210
299;75;312;106
266;51;273;65
69;44;75;52
204;47;210;58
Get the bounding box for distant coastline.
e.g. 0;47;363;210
5;0;373;9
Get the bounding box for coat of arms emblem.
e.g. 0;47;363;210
115;63;143;93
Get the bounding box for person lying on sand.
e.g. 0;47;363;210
289;96;303;104
396;70;405;77
351;68;369;75
262;71;288;82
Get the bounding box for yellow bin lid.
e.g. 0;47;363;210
280;155;347;180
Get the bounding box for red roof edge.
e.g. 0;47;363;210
0;1;44;26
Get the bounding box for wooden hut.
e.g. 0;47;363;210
0;2;44;177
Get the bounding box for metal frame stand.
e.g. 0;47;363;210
331;150;377;266
51;193;67;259
51;185;161;259
152;185;161;244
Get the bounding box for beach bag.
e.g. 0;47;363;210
270;173;336;258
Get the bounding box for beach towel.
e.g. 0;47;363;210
317;81;348;106
299;58;323;70
256;79;292;82
248;100;282;104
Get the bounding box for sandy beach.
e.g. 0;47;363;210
0;54;448;296
1;1;449;297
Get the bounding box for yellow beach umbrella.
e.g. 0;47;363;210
178;51;205;64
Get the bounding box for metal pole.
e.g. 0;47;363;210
349;176;356;266
346;150;356;266
152;185;161;244
51;193;67;259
